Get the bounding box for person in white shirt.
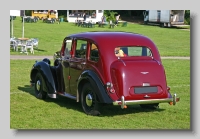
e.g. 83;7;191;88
115;14;120;25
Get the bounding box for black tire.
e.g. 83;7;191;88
81;83;100;116
34;72;47;100
140;103;159;109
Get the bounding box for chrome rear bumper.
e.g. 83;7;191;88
113;94;180;109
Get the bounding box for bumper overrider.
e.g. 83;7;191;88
113;93;180;109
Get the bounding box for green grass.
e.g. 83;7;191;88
10;59;190;129
10;17;190;56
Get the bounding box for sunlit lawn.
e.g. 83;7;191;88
10;59;190;129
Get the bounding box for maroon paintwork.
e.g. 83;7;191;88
30;31;179;116
67;32;163;101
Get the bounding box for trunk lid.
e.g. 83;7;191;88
110;58;168;100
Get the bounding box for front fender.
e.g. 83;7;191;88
30;61;56;95
78;70;113;104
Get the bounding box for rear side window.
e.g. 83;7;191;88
115;46;152;57
89;43;99;62
75;40;87;58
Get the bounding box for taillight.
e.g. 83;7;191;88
106;82;115;94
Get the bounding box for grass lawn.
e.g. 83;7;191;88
10;59;190;129
10;17;190;57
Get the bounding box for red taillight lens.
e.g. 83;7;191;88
110;88;115;93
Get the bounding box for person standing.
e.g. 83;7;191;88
83;13;86;22
115;14;120;25
99;15;106;27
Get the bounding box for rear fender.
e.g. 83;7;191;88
78;70;113;104
31;61;56;94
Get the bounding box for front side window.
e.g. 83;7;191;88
64;39;72;58
114;46;152;57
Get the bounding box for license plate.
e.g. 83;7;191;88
134;86;158;94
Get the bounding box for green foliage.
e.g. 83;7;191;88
57;10;67;17
25;10;32;16
103;10;118;22
184;10;190;25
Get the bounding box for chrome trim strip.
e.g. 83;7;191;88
58;92;77;100
142;83;150;86
118;57;126;66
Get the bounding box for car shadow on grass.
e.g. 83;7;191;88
18;85;165;117
18;85;83;113
99;104;165;117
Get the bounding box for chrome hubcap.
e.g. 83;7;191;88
36;80;41;91
86;94;93;107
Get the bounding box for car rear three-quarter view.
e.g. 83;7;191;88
30;31;180;116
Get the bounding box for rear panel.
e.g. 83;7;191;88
111;59;168;100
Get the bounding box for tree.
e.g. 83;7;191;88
103;10;118;22
184;10;190;25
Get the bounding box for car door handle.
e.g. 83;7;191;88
81;62;86;65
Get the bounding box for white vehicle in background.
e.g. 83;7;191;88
143;10;185;27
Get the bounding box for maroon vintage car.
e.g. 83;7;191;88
30;31;180;116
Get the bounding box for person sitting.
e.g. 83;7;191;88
115;47;127;57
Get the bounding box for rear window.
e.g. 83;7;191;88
115;46;152;57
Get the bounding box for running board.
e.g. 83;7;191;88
56;92;77;100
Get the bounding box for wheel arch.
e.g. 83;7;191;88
77;70;113;104
30;61;57;95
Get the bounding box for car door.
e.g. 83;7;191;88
61;39;73;94
68;39;88;96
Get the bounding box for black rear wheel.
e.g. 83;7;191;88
34;72;47;100
81;83;100;116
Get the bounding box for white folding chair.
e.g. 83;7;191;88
13;39;26;52
24;39;34;55
10;37;16;50
31;38;39;49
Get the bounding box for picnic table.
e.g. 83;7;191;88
17;38;29;54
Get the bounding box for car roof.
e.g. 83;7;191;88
67;31;153;46
66;31;160;60
68;31;142;38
